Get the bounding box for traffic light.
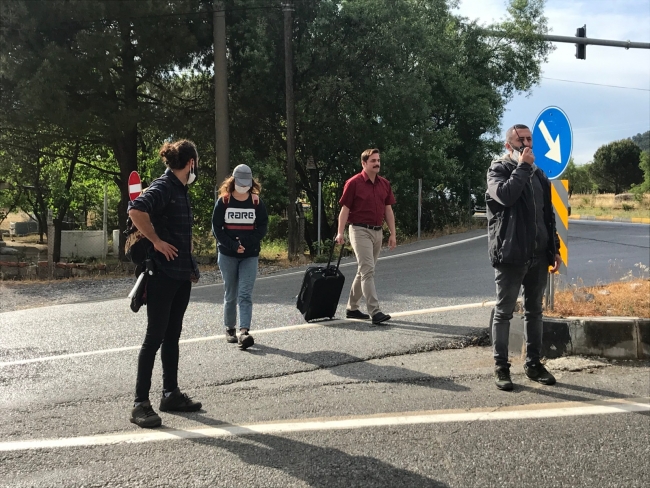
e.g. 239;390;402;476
575;25;586;60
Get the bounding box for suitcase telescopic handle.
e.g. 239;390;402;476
326;235;346;270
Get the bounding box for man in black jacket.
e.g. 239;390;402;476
127;140;202;427
486;124;561;391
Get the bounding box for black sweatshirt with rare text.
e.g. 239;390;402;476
211;194;268;258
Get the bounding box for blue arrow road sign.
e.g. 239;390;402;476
532;106;573;180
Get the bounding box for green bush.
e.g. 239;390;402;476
192;226;216;256
312;253;330;263
319;238;334;257
265;215;288;241
312;238;352;262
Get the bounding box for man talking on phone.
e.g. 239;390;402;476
486;124;562;391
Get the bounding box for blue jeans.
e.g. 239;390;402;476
218;253;259;331
492;258;548;368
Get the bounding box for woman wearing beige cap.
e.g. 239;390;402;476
212;164;268;349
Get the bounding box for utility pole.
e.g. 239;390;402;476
214;0;229;192
283;1;298;260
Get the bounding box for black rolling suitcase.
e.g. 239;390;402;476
296;243;345;321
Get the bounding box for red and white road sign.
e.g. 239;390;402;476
128;171;142;201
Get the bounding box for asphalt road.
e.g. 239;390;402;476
1;222;648;487
565;220;650;286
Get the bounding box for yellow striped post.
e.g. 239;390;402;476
551;179;569;274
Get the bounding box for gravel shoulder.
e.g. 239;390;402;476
0;264;287;313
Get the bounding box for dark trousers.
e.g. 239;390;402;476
492;258;548;368
135;272;192;403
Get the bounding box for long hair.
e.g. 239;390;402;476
159;140;198;169
218;176;262;198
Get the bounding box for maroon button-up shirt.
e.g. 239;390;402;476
339;171;396;227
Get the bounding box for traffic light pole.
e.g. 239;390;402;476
540;34;650;50
484;30;650;49
484;28;649;61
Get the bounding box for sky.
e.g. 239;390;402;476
453;0;650;165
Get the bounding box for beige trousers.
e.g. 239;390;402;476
347;226;383;316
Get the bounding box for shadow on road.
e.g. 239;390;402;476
247;344;470;392
384;319;484;336
518;381;649;419
171;416;450;488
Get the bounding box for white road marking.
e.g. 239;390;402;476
1;397;647;452
370;234;486;263
0;301;495;367
0;233;487;311
200;234;488;283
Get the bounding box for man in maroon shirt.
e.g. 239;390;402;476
335;148;396;324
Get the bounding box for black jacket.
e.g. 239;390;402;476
128;169;199;281
486;156;560;267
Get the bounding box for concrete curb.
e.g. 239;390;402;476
489;311;650;360
570;214;650;224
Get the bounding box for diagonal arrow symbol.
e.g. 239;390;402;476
538;120;562;163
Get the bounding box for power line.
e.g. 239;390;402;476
541;77;650;92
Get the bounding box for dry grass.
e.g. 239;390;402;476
570;193;650;219
546;279;650;318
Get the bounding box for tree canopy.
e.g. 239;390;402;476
631;130;650;153
1;0;555;256
561;158;595;195
0;0;213;254
590;139;643;194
